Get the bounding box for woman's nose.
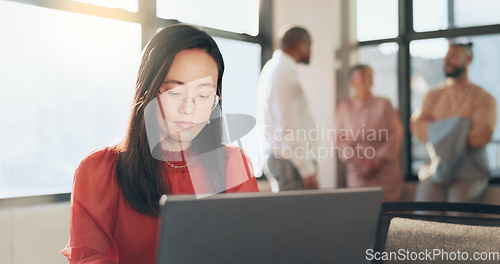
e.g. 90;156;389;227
179;97;195;114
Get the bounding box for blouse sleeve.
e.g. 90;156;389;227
62;148;120;264
225;146;260;193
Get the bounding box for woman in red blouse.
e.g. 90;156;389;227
62;24;259;264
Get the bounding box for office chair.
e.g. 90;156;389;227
372;202;500;264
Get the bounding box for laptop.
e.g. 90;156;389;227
157;187;383;264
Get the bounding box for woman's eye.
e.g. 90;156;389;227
198;94;210;99
167;91;182;96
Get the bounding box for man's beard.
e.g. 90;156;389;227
300;56;310;65
445;65;466;78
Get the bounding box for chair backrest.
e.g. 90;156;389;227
372;202;500;264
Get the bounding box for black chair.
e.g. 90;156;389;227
372;202;500;263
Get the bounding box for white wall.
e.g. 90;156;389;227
273;0;337;188
0;203;70;264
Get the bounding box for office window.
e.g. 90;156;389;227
214;37;262;176
157;0;260;36
356;0;398;41
413;0;448;32
73;0;138;12
1;0;269;199
410;38;449;112
358;43;399;108
414;0;500;32
454;0;500;28
0;1;141;198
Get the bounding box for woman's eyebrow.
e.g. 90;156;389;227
163;80;184;85
163;79;215;89
163;80;214;86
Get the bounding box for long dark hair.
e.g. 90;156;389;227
115;24;226;216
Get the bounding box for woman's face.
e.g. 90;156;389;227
350;67;373;98
157;49;219;150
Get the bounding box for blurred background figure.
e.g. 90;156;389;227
411;43;497;204
257;26;318;191
336;64;403;202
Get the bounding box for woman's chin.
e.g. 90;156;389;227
166;130;198;144
159;123;206;149
160;137;193;151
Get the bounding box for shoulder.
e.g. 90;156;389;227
427;86;446;98
373;96;392;105
419;87;445;106
73;147;120;194
264;57;297;81
76;147;119;175
373;97;396;111
471;84;496;102
224;145;251;162
224;145;254;177
223;146;259;193
374;96;389;102
79;146;118;165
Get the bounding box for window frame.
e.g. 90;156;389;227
0;0;273;202
357;0;500;184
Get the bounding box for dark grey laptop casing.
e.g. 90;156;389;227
157;187;382;264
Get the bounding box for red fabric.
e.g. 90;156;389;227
62;146;259;264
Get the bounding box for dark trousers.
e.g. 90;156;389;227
267;155;304;191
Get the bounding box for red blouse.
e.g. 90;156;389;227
62;146;259;264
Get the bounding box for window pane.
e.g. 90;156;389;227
413;0;448;32
157;0;260;36
410;36;500;178
414;0;500;32
0;2;141;197
454;0;500;28
410;38;449;113
358;43;399;108
214;37;262;175
73;0;138;12
410;38;448;175
356;0;398;41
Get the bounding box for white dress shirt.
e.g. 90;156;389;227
257;50;317;178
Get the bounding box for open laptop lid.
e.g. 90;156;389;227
157;187;383;264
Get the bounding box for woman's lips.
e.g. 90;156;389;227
175;121;196;130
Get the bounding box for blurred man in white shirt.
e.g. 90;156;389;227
257;27;318;190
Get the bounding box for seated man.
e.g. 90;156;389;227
411;43;497;204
